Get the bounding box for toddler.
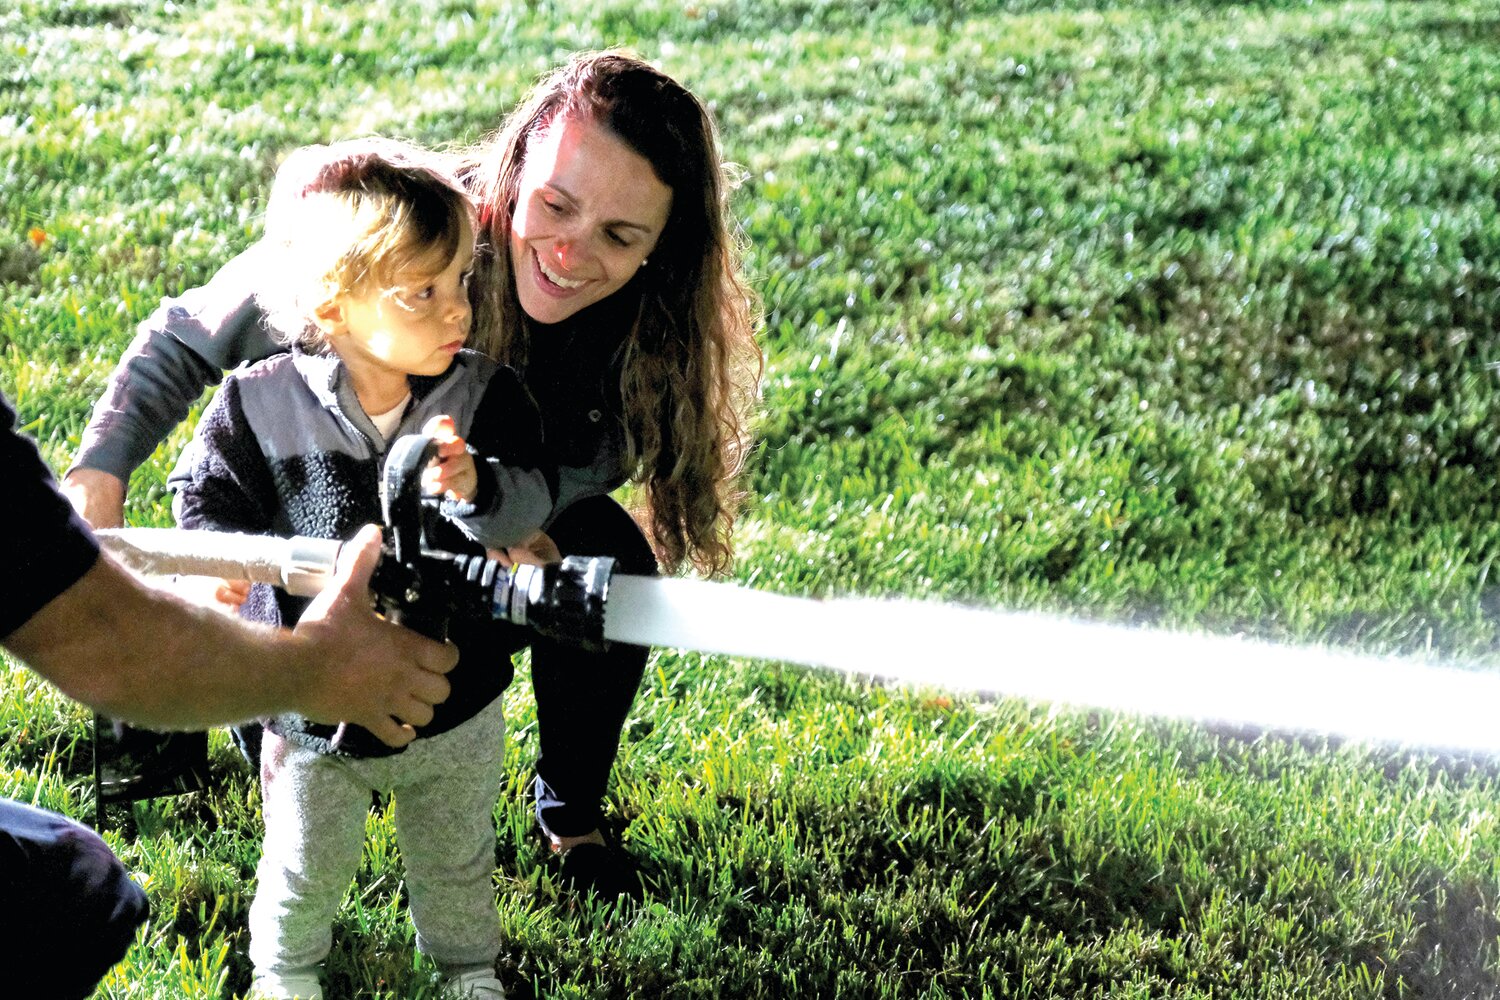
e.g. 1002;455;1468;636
170;138;554;1000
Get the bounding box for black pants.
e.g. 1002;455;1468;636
0;797;149;998
531;494;656;838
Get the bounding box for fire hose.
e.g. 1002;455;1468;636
90;431;1500;803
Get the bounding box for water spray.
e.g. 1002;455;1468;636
95;432;1500;759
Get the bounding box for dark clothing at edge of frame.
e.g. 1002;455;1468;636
0;799;150;1000
0;392;150;998
1;390;100;639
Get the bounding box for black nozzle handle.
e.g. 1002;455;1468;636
382;433;442;566
378;432;615;651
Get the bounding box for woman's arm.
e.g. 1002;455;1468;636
450;457;557;549
63;245;285;524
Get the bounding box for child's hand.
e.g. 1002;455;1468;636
420;414;477;502
166;575;250;615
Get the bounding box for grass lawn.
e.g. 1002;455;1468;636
4;1;1500;997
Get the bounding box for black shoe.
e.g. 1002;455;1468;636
231;722;263;769
557;841;645;901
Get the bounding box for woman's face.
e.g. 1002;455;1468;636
509;114;673;325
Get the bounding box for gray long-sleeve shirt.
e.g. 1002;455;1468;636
74;243;634;517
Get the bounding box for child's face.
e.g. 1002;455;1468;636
333;215;476;384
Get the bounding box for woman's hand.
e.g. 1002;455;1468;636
420;414;478;502
60;468;126;529
488;529;562;568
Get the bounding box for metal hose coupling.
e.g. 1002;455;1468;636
493;555;616;650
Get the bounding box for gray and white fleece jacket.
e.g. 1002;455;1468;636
169;346;552;758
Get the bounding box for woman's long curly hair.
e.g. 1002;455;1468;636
464;51;762;576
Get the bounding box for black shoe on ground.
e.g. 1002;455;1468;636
557;841;646;901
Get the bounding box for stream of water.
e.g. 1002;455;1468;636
96;529;1500;756
606;575;1500;756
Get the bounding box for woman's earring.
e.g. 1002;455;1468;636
640;257;649;268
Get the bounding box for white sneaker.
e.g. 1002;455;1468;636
443;969;506;999
250;968;324;999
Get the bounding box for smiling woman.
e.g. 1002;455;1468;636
463;52;762;565
61;50;763;924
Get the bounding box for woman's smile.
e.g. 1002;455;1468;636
535;250;588;291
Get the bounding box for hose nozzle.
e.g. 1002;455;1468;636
500;556;614;648
412;550;615;651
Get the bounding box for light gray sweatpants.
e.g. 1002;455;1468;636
249;697;505;999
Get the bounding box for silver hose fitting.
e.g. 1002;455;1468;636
494;556;615;650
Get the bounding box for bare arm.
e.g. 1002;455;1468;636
4;525;456;748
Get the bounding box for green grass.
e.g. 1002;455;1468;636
5;1;1500;997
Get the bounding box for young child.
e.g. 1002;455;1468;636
168;138;552;1000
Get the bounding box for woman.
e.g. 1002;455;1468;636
63;51;763;896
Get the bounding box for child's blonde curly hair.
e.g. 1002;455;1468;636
256;137;474;350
